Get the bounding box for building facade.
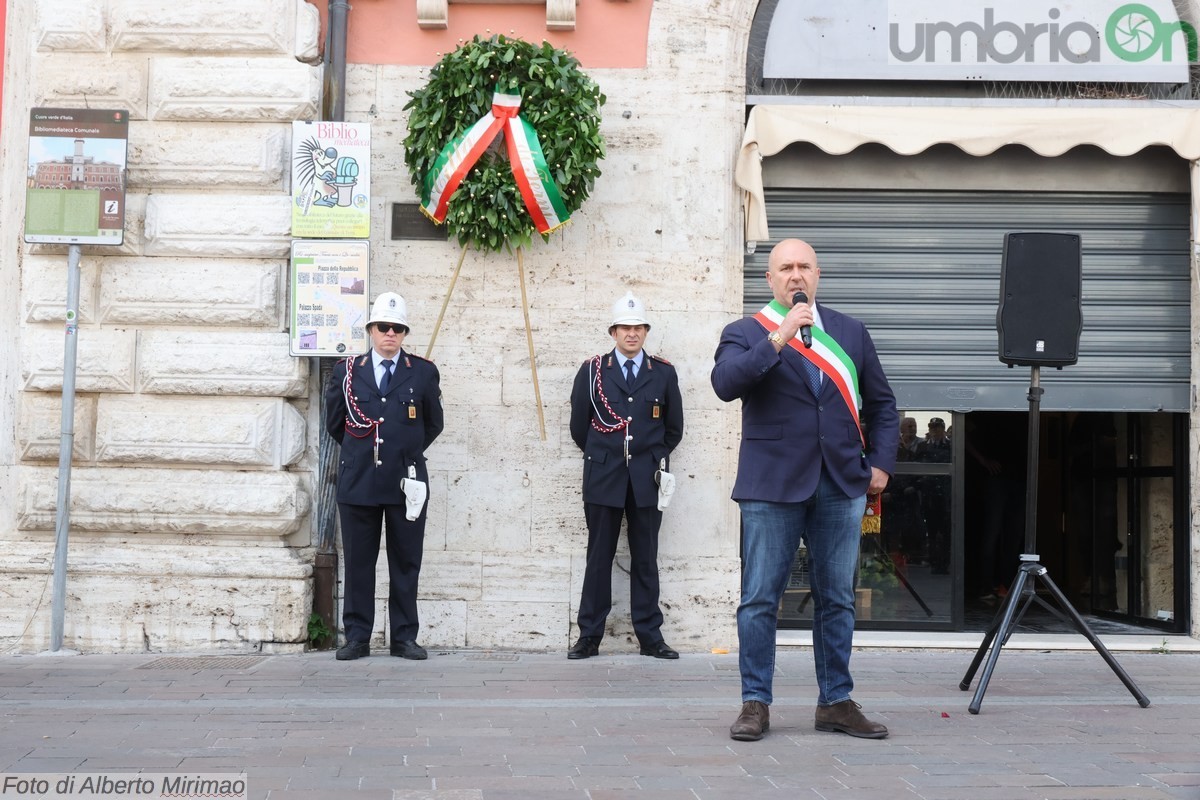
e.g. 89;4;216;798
0;0;1194;652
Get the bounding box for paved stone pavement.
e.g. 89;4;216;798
1;646;1198;799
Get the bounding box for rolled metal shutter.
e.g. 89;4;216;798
744;189;1190;412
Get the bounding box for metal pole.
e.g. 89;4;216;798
312;357;339;648
1021;366;1043;559
50;244;82;652
311;0;352;648
326;1;350;122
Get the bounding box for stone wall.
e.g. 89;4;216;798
0;0;749;653
343;0;748;652
0;0;323;652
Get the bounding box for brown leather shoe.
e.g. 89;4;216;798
814;700;888;739
729;700;770;741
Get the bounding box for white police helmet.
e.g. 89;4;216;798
367;291;409;331
610;291;650;328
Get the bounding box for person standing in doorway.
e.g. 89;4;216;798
568;291;685;660
712;238;899;741
326;291;444;661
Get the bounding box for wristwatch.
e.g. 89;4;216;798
767;331;785;347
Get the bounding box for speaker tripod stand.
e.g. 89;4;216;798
959;366;1150;714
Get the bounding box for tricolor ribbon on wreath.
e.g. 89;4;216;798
420;89;570;234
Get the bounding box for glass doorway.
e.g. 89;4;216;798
779;410;959;631
777;410;1188;634
961;411;1187;634
1062;413;1187;630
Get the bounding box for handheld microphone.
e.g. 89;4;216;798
792;291;812;348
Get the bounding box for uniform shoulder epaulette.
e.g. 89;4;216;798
649;353;673;366
404;350;432;364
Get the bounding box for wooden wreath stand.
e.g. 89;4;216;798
424;243;547;440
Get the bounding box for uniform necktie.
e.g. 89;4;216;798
624;358;636;386
802;357;822;397
379;359;394;392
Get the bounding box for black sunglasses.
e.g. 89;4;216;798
374;323;407;334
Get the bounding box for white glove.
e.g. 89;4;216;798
656;458;676;511
402;465;427;521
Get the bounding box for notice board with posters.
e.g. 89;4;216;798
289;239;371;357
24;108;129;245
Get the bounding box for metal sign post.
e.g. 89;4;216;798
25;107;129;652
49;245;82;652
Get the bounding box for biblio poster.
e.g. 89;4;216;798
290;240;370;357
291;120;371;239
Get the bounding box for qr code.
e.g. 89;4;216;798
325;272;339;284
297;272;311;284
352;326;365;340
324;314;338;326
297;313;313;326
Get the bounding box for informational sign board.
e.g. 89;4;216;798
24;108;129;245
290;240;370;357
291;120;371;239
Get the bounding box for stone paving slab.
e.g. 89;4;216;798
0;650;1198;799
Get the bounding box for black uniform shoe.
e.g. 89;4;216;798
335;641;370;661
390;640;428;660
567;636;601;659
639;640;680;659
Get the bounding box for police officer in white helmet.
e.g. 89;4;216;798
325;291;444;661
567;291;685;659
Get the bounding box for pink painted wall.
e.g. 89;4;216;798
313;0;653;68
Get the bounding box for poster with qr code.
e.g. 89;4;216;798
289;239;370;356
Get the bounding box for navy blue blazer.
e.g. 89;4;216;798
324;349;444;507
711;304;898;503
570;350;684;508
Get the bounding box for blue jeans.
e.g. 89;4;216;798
737;471;866;706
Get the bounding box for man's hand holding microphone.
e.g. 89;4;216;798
768;291;815;352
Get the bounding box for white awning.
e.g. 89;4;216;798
736;104;1200;241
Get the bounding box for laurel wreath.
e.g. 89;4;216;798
403;35;607;251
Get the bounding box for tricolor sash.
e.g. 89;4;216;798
754;300;864;448
420;89;570;235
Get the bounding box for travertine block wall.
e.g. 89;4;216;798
0;0;322;652
346;1;749;652
1;0;750;653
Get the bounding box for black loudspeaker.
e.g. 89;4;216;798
997;232;1082;367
